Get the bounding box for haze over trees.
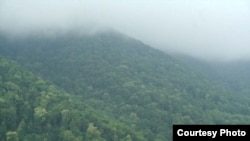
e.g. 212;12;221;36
1;31;250;141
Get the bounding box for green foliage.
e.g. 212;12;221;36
86;123;106;141
1;32;250;141
6;131;19;141
121;135;132;141
0;56;146;141
60;130;82;141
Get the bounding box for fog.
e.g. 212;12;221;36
0;0;250;61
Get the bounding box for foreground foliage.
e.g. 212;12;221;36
0;56;145;141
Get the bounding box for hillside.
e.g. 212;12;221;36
210;61;250;95
0;55;148;141
176;55;250;96
1;32;250;141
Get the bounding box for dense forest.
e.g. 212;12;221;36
0;56;148;141
1;31;250;141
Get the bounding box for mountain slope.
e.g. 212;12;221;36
0;55;147;141
176;55;250;97
1;32;250;141
211;61;250;95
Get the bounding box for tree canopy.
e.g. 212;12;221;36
1;32;250;141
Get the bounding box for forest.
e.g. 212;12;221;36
1;31;250;141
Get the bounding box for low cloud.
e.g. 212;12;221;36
0;0;250;61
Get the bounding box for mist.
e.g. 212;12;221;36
0;0;250;61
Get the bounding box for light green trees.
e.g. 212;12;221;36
6;131;19;141
121;134;132;141
34;106;47;122
60;130;82;141
86;123;106;141
34;106;47;132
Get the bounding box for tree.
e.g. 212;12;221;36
121;134;132;141
6;131;19;141
60;130;82;141
86;123;106;141
34;106;47;122
17;120;25;139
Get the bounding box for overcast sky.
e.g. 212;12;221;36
0;0;250;61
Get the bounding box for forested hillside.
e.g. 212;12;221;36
0;56;148;141
177;55;250;97
1;32;250;141
210;61;250;95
